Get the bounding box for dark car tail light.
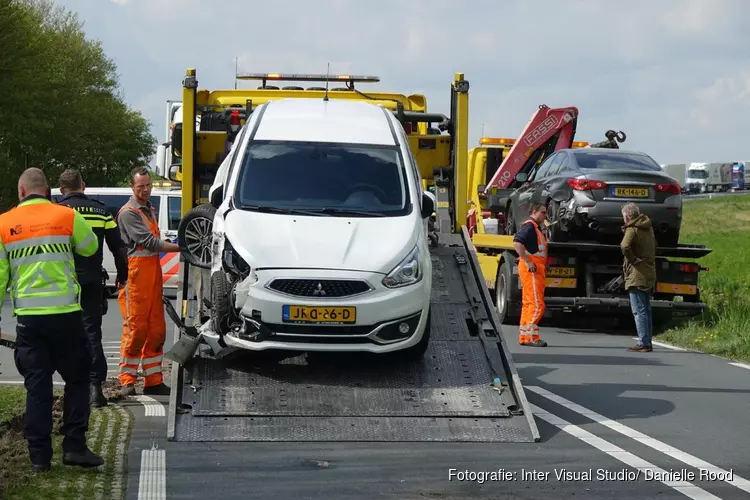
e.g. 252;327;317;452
654;182;681;194
567;178;607;190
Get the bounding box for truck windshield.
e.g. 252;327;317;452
687;170;709;179
234;141;410;217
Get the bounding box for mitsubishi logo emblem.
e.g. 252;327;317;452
312;283;326;296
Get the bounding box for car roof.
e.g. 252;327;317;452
253;98;398;146
565;148;650;157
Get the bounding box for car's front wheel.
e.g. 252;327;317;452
177;204;216;269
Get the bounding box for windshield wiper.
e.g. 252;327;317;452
240;205;327;216
316;208;387;217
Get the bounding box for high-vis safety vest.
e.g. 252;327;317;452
0;196;99;316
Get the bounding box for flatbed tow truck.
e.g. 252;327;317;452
163;69;540;443
461;107;712;325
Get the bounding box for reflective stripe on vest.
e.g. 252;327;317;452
522;219;548;258
0;204;84;313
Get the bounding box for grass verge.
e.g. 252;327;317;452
657;194;750;361
0;382;133;500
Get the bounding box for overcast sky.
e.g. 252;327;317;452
57;0;750;165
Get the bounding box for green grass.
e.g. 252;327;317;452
657;194;750;361
0;387;132;499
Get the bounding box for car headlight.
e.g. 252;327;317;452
382;245;422;288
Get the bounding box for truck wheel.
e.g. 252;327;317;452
399;308;431;361
495;259;520;325
210;271;232;334
177;204;216;269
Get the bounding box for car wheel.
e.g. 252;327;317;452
505;204;517;235
210;271;232;334
177;204;216;269
545;200;568;242
399;308;431;361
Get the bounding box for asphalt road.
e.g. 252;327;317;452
2;302;750;499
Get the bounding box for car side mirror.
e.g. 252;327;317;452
421;191;435;219
515;172;529;183
210;185;224;208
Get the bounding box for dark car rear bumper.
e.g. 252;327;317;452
574;199;681;234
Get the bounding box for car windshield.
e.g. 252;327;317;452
687;169;709;179
234;141;410;217
573;151;663;172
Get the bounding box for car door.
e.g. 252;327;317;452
515;153;561;217
537;151;572;202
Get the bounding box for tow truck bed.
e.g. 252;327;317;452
166;229;539;443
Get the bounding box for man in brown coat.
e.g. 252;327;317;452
620;202;657;352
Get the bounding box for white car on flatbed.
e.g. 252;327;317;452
188;97;436;359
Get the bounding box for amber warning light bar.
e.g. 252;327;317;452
235;72;380;83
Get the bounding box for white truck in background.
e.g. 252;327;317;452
661;163;688;191
685;162;733;194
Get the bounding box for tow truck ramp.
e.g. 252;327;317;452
166;228;539;443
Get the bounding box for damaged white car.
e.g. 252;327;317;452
179;98;436;359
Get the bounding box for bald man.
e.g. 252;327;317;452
0;168;104;472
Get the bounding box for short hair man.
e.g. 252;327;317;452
620;202;657;352
511;203;549;347
116;167;180;396
0;168;104;471
57;168;129;406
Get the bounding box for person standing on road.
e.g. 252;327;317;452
0;168;104;472
512;203;549;347
116;167;180;397
620;202;656;352
57;168;129;407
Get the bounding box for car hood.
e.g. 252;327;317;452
223;209;421;273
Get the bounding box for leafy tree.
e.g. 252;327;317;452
0;0;156;210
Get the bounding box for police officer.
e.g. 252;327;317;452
0;168;104;472
57;168;128;407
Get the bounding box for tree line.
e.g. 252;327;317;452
0;0;155;210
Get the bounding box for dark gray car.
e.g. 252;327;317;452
505;148;682;247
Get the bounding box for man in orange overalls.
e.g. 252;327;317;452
116;167;181;396
512;203;549;347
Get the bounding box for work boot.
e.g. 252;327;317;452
90;383;108;407
31;463;51;473
121;384;136;396
143;383;170;396
63;448;104;468
526;340;548;347
627;345;652;352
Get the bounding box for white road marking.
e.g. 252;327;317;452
132;395;166;417
137;447;166;500
528;386;750;494
729;362;750;370
530;403;720;500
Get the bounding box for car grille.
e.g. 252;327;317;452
267;279;371;298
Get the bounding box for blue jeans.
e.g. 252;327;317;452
629;289;652;347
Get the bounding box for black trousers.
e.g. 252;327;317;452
80;281;107;384
13;311;92;465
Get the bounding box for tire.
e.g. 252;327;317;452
495;259;519;325
545;200;568;242
210;271;232;334
399;308;431;360
177;203;216;269
505;203;517;235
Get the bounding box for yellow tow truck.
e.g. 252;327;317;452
162;69;540;443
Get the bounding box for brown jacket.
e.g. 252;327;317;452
621;213;656;291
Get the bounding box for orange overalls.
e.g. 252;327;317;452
117;204;166;388
518;219;547;345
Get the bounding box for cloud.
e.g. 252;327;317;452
55;0;750;165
